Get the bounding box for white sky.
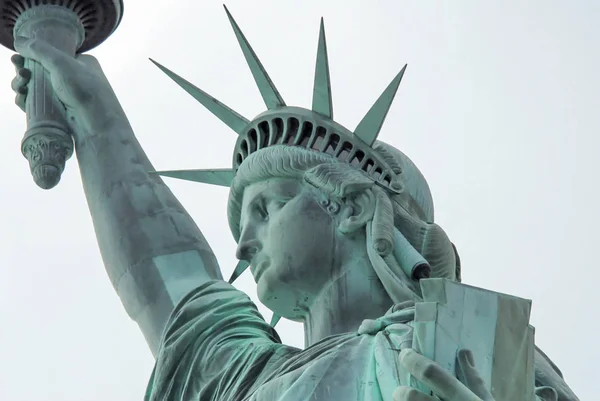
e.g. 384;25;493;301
0;1;596;400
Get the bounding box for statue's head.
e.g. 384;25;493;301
152;7;460;322
226;140;458;319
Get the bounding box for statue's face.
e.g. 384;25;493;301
237;178;339;320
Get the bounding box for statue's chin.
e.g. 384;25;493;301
257;276;307;322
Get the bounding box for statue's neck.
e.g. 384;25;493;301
302;246;394;347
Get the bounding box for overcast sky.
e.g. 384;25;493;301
0;1;596;400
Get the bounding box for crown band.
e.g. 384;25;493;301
235;107;402;193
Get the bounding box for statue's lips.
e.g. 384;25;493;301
251;260;269;282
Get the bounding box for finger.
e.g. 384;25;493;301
400;349;480;401
15;93;26;111
11;54;24;70
76;54;102;69
393;386;437;401
11;68;31;94
14;36;76;74
456;349;492;400
535;386;558;401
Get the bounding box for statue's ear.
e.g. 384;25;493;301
338;189;376;234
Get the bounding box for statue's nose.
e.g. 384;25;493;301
236;239;262;261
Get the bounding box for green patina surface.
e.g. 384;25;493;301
6;4;579;401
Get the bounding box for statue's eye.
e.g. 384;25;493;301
257;202;269;220
274;200;288;208
267;199;288;215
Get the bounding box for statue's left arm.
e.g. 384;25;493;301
394;349;573;401
535;346;579;401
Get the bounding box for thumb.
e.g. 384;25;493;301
535;386;558;401
14;36;76;74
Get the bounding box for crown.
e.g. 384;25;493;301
150;6;409;307
150;5;408;194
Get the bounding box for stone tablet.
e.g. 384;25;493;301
412;278;535;401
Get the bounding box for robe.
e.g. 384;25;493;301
145;280;578;401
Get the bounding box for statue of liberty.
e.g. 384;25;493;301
8;6;579;401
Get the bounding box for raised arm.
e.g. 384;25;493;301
12;37;222;354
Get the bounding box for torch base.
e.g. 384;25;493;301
21;123;74;190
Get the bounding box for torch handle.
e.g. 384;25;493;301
21;57;74;189
14;5;84;189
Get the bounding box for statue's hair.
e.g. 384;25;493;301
304;162;374;199
228;143;460;282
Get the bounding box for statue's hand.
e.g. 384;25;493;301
394;348;493;401
11;36;126;139
394;349;559;401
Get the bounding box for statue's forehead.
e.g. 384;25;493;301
241;178;303;206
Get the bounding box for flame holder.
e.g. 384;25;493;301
0;0;123;189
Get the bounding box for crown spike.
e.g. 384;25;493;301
312;18;333;118
152;168;236;187
150;58;249;135
270;313;282;328
353;64;407;146
223;5;286;109
228;260;250;283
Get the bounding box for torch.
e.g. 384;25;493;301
0;0;123;189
